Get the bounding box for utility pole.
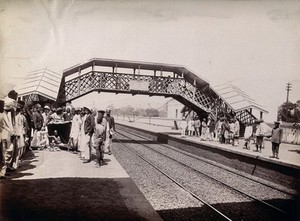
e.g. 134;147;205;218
286;82;292;103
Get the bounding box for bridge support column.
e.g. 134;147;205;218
260;111;263;120
77;67;81;97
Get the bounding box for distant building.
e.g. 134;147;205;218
165;98;184;119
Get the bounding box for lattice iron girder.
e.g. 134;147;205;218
235;109;257;124
60;71;212;112
58;70;258;124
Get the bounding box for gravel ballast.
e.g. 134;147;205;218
113;131;296;220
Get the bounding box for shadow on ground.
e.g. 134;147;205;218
1;176;298;221
0;177;149;221
288;149;300;154
157;198;299;221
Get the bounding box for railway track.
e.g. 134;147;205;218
119;129;297;197
114;129;295;221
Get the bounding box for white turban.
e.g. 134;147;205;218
4;97;15;110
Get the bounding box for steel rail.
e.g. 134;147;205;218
119;127;296;197
114;135;233;221
116;130;289;216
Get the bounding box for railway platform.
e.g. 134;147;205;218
116;119;300;168
116;119;300;190
0;149;163;221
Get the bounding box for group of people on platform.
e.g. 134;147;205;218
181;115;283;159
182;115;241;146
0;90;27;179
68;106;116;166
244;119;283;159
0;89;116;179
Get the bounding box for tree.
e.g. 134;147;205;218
145;108;159;117
278;101;299;123
120;105;135;116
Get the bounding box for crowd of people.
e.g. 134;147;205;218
181;115;241;145
1;88;284;180
0;90;116;179
180;115;283;159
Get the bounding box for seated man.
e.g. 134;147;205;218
37;127;49;150
48;130;67;151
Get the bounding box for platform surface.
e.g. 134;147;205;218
117;119;300;168
0;149;163;221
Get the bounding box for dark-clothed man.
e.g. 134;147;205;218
270;121;283;159
82;107;94;163
32;104;43;131
104;108;115;155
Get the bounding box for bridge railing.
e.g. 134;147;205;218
59;70;257;126
60;71;212;113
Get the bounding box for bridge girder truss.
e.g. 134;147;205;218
57;59;260;125
58;71;212;114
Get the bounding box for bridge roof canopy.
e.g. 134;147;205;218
15;68;62;101
63;58;210;89
213;83;268;114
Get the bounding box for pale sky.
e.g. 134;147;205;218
1;0;300;121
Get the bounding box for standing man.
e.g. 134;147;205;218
11;102;26;169
243;122;253;149
30;104;43;149
233;116;240;146
179;117;187;138
255;119;265;152
194;116;201;137
42;105;51;128
82;107;94;163
208;118;216;141
200;118;207;140
32;103;44;132
69;107;82;153
93;110;107;167
270;121;283;159
0;97;16;179
215;117;221;142
63;106;73;121
104;108;115;155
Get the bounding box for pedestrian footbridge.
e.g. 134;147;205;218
16;58;267;125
